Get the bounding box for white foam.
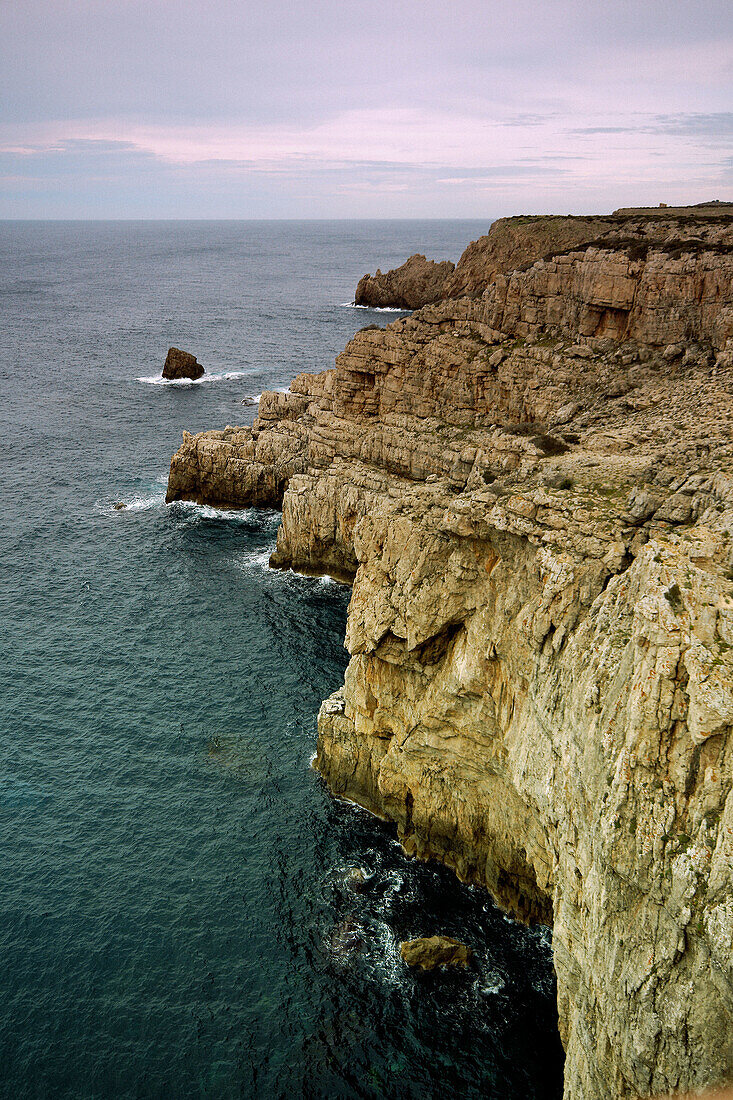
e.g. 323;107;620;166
170;501;281;528
101;492;166;516
136;370;250;386
478;967;506;996
365;920;404;986
175;502;255;522
233;544;277;571
339;302;410;313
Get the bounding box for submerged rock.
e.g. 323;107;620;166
400;936;471;971
344;867;372;893
162;346;204;381
327;918;364;960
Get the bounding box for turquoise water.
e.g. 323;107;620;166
0;221;563;1098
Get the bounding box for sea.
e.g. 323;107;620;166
0;221;564;1099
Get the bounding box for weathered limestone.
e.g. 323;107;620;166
355;254;455;310
166;209;733;1100
400;936;472;970
162;346;204;380
352;207;733;310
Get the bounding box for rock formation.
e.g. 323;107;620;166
162;346;204;380
166;207;733;1099
353;205;733;309
400;935;471;970
354;254;455;310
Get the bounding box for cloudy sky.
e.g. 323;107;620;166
1;0;731;218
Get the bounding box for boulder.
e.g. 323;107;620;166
400;935;472;970
344;867;372;892
162;347;204;381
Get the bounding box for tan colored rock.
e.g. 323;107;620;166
162;346;204;380
165;208;733;1100
355;253;455;310
353;205;733;311
400;935;471;970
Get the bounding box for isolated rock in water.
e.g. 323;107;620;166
400;936;471;970
113;501;126;510
162;347;204;381
354;254;455;310
344;867;370;892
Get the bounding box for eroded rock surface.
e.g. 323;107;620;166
167;208;733;1099
162;346;204;380
400;935;471;970
353;207;733;309
355;254;455;310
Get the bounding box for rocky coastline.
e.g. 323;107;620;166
166;207;733;1099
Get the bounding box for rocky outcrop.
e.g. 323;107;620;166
162;346;204;380
400;935;471;970
353;208;733;310
167;208;733;1099
354;254;455;310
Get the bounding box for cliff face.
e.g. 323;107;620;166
167;214;733;1099
353;208;733;310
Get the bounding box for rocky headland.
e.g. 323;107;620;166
166;207;733;1099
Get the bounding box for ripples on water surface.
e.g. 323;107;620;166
0;221;564;1098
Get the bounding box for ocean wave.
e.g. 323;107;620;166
136;370;250;386
477;966;506;996
102;489;280;527
170;501;280;529
362;919;404;986
339;302;410;313
232;544;277;571
100;492;166;516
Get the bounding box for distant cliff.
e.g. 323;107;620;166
167;207;733;1100
354;206;733;309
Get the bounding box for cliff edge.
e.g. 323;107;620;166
354;206;733;309
167;207;733;1099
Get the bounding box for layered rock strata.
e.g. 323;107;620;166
167;211;733;1100
353;207;733;309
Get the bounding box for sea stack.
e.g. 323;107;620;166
162;346;204;381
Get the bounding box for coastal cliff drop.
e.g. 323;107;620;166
167;206;733;1099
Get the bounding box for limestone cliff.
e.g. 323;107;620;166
167;209;733;1099
352;206;733;310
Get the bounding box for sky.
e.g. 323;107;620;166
1;0;732;219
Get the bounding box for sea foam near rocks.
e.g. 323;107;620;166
136;370;249;386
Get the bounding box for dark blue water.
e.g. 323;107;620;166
0;221;564;1099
